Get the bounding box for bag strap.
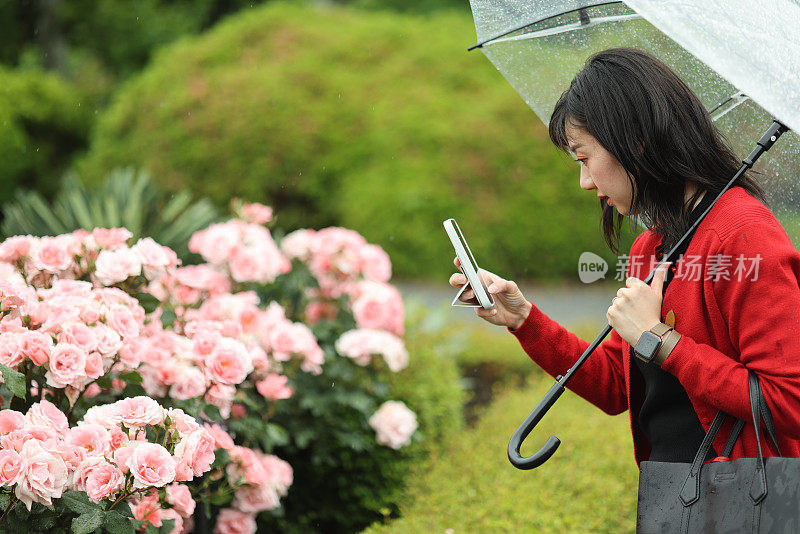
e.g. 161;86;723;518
679;410;728;506
680;371;778;506
726;376;781;457
748;371;768;503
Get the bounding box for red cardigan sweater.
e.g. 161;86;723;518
510;186;800;465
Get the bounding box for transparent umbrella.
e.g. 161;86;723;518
466;0;800;469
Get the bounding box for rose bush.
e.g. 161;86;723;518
0;200;423;533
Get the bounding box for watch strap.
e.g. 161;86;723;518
653;329;681;366
649;322;672;338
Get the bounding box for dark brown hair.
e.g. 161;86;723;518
549;48;766;255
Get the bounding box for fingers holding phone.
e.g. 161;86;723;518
449;257;531;329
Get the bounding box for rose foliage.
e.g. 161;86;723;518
0;201;417;533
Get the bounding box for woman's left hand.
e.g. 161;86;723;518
607;262;671;346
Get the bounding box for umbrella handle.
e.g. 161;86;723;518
507;376;565;469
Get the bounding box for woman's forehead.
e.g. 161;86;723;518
564;123;594;151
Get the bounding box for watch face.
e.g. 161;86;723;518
635;331;662;362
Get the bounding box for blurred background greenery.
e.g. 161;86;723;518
0;2;638;531
0;0;636;283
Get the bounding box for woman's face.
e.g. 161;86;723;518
565;123;634;216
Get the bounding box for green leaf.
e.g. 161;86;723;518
0;364;25;399
202;404;221;421
61;490;102;515
31;512;58;530
119;371;143;384
72;509;104;534
211;447;230;469
104;510;135;534
112;501;133;517
159;518;175;534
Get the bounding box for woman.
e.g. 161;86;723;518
450;48;800;465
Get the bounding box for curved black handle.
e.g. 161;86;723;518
507;378;565;469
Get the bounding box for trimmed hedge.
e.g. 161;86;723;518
79;2;635;281
362;370;639;533
0;66;92;200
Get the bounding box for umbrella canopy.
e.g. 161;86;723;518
468;0;800;242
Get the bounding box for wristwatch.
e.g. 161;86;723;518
634;323;673;364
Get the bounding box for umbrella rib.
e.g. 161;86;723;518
486;13;642;45
710;92;750;122
468;0;625;51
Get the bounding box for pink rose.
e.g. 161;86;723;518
106;305;140;339
350;281;405;336
32;237;73;272
85;461;124;502
214;509;256;534
368;400;418;450
165;408;200;436
204;339;252;385
84;351;104;380
256;374;294;400
0;450;23;486
260;453;293;495
240;202;273;224
95;247;142;286
174;429;215;477
194;224;239;265
115;396;164;427
203;423;234;451
81;404;123;429
68;424;112;457
229;248;263;283
0;410;24;435
91;228;132;249
132;238;178;280
25;400;69;433
127;443;177;488
166;483;195;517
233;485;280;513
15;439;68;509
280;229;315;260
18;330;53;366
204;384;234;419
45;343;88;388
130;491;163;527
0;333;23;368
358;244;392;282
169;367;208;401
94;324;123;356
0;236;33;262
57;322;98;353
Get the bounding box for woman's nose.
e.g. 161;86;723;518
579;168;595;191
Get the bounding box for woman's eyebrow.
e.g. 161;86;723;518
568;143;584;152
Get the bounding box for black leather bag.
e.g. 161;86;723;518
637;372;800;533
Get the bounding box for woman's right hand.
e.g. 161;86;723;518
448;257;532;330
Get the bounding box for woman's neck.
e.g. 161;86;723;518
685;183;706;211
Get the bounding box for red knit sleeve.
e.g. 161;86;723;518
661;219;800;439
509;304;628;415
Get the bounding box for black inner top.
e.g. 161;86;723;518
632;189;717;463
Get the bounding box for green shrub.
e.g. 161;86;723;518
362;372;639;533
0;65;92;200
256;296;466;533
78;2;635;282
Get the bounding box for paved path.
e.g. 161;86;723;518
397;280;622;335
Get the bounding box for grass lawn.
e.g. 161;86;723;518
364;370;639;533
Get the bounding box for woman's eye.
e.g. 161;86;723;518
575;158;587;166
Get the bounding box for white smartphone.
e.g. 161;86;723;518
443;218;495;309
